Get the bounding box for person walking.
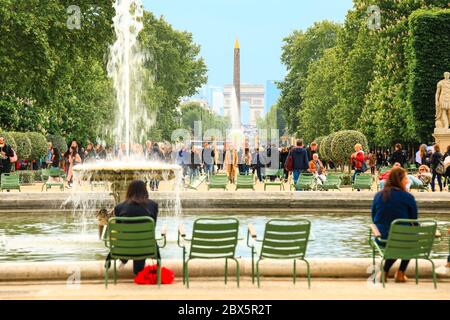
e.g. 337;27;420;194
0;136;14;176
46;142;54;168
390;144;406;167
285;139;309;185
202;143;214;180
224;144;238;184
430;144;444;192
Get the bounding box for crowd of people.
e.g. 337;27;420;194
1;134;450;192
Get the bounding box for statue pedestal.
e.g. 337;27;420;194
433;129;450;151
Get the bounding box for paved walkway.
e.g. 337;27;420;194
1;278;449;300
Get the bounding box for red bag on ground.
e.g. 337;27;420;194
134;265;174;285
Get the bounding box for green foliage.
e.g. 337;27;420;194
10;132;31;160
279;1;449;147
27;132;48;161
278;21;341;134
139;13;208;141
319;133;336;162
407;9;450;143
180;102;230;137
313;136;327;154
17;170;35;184
47;134;67;154
256;104;287;138
0;131;17;150
330;130;368;165
0;2;206;144
298;47;339;141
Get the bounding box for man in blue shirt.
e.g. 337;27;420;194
286;139;309;185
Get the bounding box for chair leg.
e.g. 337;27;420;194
105;263;109;289
234;258;240;288
429;259;437;289
186;259;190;289
256;259;261;288
372;248;376;284
415;259;419;285
157;259;161;288
113;259;117;285
304;259;311;289
251;248;255;284
293;259;296;285
380;259;385;288
225;258;228;285
182;249;186;285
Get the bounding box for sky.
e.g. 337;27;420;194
143;0;354;87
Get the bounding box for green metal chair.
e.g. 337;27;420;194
407;163;418;174
352;173;373;191
102;216;167;288
208;174;228;190
178;217;240;288
235;174;255;191
185;175;207;190
369;219;438;288
264;168;285;191
247;219;311;288
378;166;391;174
0;173;21;192
318;175;342;191
42;167;65;192
291;173;316;191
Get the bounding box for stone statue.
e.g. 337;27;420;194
435;72;450;129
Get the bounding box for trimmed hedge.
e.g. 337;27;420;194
330;130;368;165
408;9;450;142
0;131;17;151
47;134;67;154
313;136;326;156
319;133;337;162
10;132;32;160
28;132;48;161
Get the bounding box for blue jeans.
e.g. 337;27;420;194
204;164;213;179
352;169;362;183
243;164;250;175
293;169;301;185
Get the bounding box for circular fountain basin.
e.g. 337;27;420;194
73;161;182;181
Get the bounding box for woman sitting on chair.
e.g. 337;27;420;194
371;167;418;283
114;180;159;274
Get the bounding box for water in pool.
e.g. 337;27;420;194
0;212;448;262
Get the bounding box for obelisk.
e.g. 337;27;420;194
234;37;241;127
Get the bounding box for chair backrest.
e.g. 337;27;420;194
265;168;278;176
210;175;228;185
1;173;19;185
107;217;158;259
384;219;437;260
261;219;311;259
189;218;239;259
325;176;341;184
237;175;253;184
355;174;372;182
298;174;314;184
49;167;62;178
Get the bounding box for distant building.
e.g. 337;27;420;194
223;84;264;127
265;80;281;114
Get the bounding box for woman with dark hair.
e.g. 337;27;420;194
371;167;418;283
114;180;158;274
430;144;443;192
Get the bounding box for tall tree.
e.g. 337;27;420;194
278;21;341;135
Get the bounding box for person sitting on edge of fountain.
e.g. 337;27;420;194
113;180;159;275
371;167;418;283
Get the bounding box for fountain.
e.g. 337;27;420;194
72;0;181;206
